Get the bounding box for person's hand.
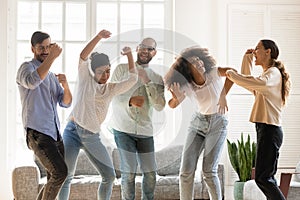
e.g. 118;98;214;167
217;95;228;114
56;73;69;89
121;46;132;56
129;96;145;107
97;29;111;39
245;49;254;54
169;82;185;101
138;69;151;84
48;43;62;59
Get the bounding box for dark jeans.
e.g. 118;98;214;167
255;123;286;200
26;128;67;200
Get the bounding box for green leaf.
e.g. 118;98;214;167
227;133;256;182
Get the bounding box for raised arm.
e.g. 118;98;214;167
80;29;111;61
37;43;62;80
225;50;257;94
120;46;135;73
108;47;138;96
241;49;255;75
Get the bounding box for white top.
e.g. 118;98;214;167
108;62;165;136
226;54;283;126
185;67;224;115
69;58;138;133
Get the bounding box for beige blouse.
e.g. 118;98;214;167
226;54;283;126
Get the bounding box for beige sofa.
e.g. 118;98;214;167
12;145;225;200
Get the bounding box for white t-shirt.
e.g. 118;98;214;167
186;67;224;115
69;58;137;133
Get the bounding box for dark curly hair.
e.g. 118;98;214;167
164;46;216;88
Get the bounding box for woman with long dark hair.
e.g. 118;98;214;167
226;39;291;200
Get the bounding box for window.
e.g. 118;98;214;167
15;0;174;164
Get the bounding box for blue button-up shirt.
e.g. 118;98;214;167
16;59;71;141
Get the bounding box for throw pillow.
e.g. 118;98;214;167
293;161;300;182
156;145;183;176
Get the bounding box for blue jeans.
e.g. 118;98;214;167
255;123;285;200
58;121;116;200
26;128;67;200
180;112;228;200
113;129;156;200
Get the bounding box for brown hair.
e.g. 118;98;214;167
261;39;291;105
31;31;50;46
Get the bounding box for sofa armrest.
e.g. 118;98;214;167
12;166;40;200
198;163;225;199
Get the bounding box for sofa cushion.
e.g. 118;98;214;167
34;150;100;177
12;166;40;200
293;161;300;182
156;145;183;176
75;150;99;175
112;145;183;178
288;181;300;200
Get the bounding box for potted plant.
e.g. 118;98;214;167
227;133;256;200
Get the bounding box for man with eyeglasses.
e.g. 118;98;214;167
16;31;72;200
108;37;166;200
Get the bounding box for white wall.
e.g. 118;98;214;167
173;0;224;60
171;0;228;144
0;0;13;198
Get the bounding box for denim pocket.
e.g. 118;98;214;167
76;124;96;140
188;113;210;137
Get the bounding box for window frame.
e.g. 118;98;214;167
13;0;174;166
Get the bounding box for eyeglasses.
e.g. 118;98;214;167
35;44;51;51
138;44;156;52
